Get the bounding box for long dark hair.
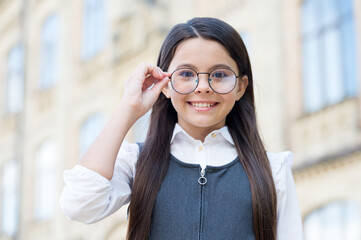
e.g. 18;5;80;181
127;17;277;240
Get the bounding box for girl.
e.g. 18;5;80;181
60;17;303;240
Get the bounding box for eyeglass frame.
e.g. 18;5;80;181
168;67;241;95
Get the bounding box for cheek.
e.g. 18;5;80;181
170;93;183;110
225;101;236;112
223;96;237;111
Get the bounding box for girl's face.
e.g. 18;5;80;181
162;38;248;140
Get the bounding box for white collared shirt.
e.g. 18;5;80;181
60;124;304;239
170;124;238;170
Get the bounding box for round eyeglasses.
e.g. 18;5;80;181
169;68;239;94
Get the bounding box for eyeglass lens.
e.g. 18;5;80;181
170;68;237;94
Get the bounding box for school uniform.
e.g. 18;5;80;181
60;124;304;239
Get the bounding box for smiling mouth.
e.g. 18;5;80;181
189;102;218;108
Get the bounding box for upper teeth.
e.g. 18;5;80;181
191;103;215;108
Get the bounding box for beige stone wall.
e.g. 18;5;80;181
0;0;360;239
295;150;361;218
284;0;361;231
0;1;167;239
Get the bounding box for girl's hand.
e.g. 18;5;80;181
77;63;170;180
121;62;171;119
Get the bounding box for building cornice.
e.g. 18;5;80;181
294;144;361;178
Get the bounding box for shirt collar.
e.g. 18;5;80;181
171;123;235;145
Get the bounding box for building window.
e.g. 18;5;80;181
34;140;57;221
82;0;106;60
4;44;24;114
79;114;105;156
301;0;358;112
304;201;361;240
40;13;60;90
1;161;19;236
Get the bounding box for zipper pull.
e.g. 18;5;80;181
198;167;207;185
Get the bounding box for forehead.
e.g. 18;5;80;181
168;38;237;71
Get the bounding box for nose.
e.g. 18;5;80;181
195;73;211;93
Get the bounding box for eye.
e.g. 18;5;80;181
178;70;195;78
211;70;227;79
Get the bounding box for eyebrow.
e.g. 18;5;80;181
176;63;233;70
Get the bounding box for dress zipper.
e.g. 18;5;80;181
198;167;207;185
198;167;207;240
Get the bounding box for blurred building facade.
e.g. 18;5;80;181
0;0;360;239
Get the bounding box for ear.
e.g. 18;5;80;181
236;75;248;100
161;82;171;98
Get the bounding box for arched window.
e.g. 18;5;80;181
301;0;358;112
5;44;24;114
82;0;106;59
40;13;60;89
304;201;361;240
79;113;105;156
34;140;57;221
1;161;19;236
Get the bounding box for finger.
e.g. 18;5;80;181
142;77;170;105
142;70;171;90
142;75;158;91
135;63;162;79
127;63;170;93
150;67;171;81
149;76;170;94
162;71;172;77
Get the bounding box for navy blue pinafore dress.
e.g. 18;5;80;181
137;144;255;240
